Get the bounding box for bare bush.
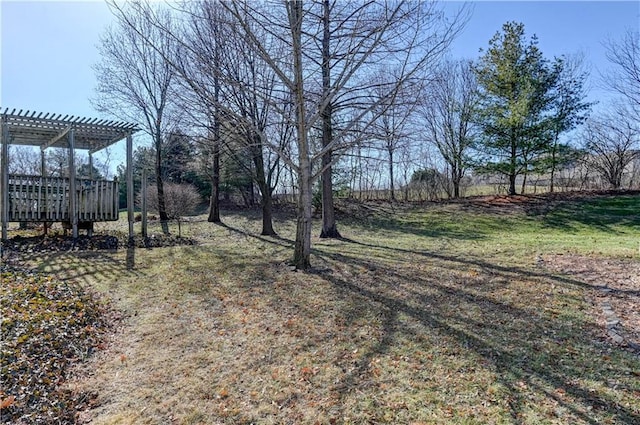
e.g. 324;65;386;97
140;183;200;219
138;183;201;236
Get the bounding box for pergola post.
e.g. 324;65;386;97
141;168;147;238
41;148;48;235
126;133;134;241
68;128;78;238
1;117;9;241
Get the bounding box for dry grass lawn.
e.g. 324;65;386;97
10;193;640;424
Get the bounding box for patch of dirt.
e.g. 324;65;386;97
542;253;640;353
455;189;640;215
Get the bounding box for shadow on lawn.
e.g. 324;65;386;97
531;195;640;234
18;220;637;423
345;213;492;242
310;239;639;424
203;222;640;422
25;249;144;288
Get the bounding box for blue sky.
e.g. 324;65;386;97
1;0;639;172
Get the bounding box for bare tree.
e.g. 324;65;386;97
94;4;180;234
422;59;477;198
116;0;289;235
226;0;466;267
7;146;41;175
179;1;225;224
369;70;421;201
582;106;639;189
546;54;592;192
100;0;466;266
318;0;340;238
602;29;640;117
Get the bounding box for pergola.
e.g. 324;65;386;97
0;108;139;240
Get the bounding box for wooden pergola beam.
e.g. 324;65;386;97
41;125;72;151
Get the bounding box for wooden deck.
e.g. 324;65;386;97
6;174;119;222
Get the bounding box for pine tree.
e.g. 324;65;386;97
473;22;561;195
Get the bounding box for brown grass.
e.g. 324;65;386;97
9;194;640;424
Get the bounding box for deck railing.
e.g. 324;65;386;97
6;174;119;222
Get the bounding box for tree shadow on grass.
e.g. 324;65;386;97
22;215;635;423
343;213;492;242
335;236;639;294
529;194;640;234
21;249;145;288
309;244;640;424
215;222;295;247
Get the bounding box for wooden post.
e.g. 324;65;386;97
126;133;134;241
1;117;9;240
68;128;78;238
89;153;94;180
141;168;147;238
40;148;48;235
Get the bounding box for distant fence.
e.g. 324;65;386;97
6;174;119;222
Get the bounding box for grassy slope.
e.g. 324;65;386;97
22;194;640;424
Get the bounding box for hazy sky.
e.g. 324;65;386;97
1;0;639;170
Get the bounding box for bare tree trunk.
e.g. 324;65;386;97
319;0;340;239
208;36;222;223
508;138;517;196
207;139;221;222
388;147;396;201
294;163;313;269
290;0;312;270
155;131;170;234
452;163;461;198
252;138;277;236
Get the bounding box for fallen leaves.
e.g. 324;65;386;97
1;232;197;253
0;265;111;424
0;396;16;409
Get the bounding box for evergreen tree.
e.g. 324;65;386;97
473;22;562;195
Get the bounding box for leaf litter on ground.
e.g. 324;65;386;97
0;265;113;424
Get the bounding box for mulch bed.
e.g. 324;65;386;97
0;232;196;424
1;232;197;254
0;266;113;424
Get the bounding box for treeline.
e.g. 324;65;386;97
89;1;638;269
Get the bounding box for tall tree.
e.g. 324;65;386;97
318;0;340;238
119;0;286;233
176;1;225;224
94;4;179;234
473;21;561;195
602;29;640;118
220;0;465;268
422;59;478;198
